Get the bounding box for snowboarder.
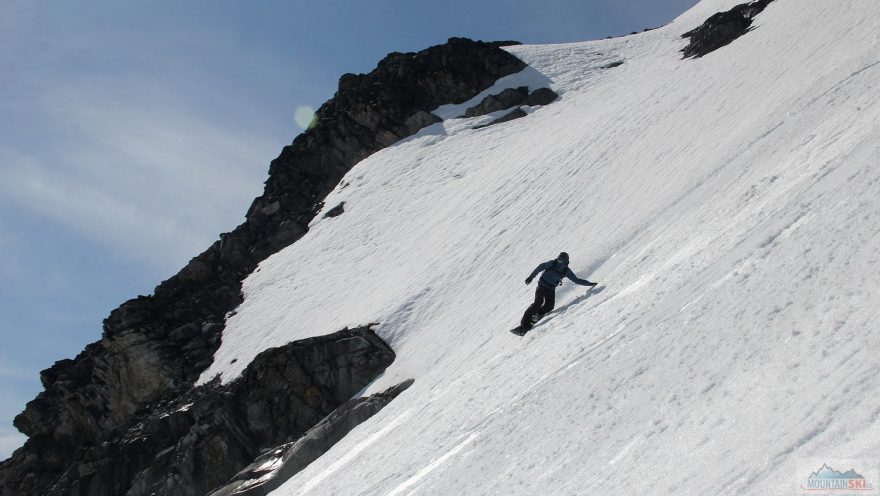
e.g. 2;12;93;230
521;252;597;328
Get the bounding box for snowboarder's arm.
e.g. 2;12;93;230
525;262;552;283
565;268;596;286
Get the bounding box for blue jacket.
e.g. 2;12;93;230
529;260;593;289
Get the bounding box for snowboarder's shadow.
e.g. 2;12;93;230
539;285;606;327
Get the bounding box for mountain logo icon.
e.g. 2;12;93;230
809;464;864;480
801;463;875;492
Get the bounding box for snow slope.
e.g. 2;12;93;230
199;0;880;494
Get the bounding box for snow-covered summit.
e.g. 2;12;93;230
199;0;880;494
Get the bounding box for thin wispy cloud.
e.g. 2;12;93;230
0;12;293;273
0;364;34;381
0;93;276;272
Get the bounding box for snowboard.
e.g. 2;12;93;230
509;325;532;336
510;313;541;336
509;285;601;337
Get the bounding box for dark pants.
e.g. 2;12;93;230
521;284;555;326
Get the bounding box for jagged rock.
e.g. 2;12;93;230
601;60;624;69
0;326;394;496
463;86;529;117
524;87;559;106
1;37;526;495
209;379;414;496
681;0;775;58
403;110;443;134
474;108;529;130
464;86;558;127
324;202;345;218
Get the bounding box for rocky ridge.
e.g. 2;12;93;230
464;86;559;129
13;326;394;496
209;379;414;496
0;37;527;495
681;0;776;58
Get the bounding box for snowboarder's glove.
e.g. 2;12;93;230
525;277;533;285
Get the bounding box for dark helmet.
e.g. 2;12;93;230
557;252;569;263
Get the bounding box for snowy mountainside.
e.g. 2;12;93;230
201;0;880;494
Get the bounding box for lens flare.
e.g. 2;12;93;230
294;106;317;130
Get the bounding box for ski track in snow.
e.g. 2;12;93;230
195;0;880;494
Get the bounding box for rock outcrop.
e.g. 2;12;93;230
323;202;345;218
600;60;624;69
463;86;530;117
1;326;395;496
1;37;527;495
209;379;414;496
681;0;776;58
473;108;529;129
467;86;559;129
462;86;559;119
523;87;559;107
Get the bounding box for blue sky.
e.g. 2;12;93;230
0;0;698;458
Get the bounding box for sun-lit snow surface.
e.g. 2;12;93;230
199;0;880;493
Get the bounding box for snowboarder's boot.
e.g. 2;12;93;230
521;306;537;328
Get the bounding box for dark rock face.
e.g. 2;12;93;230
463;86;530;117
473;108;529;129
462;86;558;119
681;0;775;58
465;86;559;129
0;326;394;496
1;37;526;495
600;60;624;69
524;87;559;107
324;202;345;218
469;86;559;129
209;379;414;496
